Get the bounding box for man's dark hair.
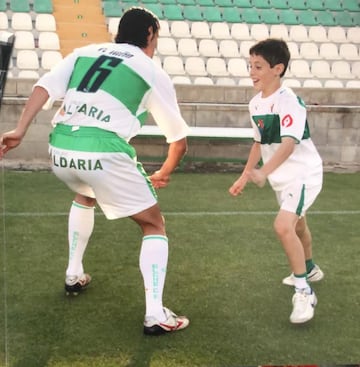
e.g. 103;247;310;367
115;7;159;48
249;39;290;77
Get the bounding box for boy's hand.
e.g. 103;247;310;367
0;130;23;159
149;170;170;189
229;173;248;196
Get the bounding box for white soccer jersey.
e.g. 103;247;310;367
35;43;190;143
249;86;323;191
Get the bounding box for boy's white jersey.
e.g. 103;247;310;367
35;43;190;143
249;86;323;191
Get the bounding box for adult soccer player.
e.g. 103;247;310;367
229;39;324;324
0;7;190;335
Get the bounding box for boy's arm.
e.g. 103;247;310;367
229;141;261;196
250;137;295;187
0;86;49;158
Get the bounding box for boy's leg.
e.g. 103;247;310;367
65;195;95;295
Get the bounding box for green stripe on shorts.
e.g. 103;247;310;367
49;124;136;158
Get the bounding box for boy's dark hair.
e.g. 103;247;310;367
115;7;159;48
249;39;290;77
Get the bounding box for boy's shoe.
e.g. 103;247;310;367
143;307;189;336
282;264;324;286
65;273;92;296
290;288;317;324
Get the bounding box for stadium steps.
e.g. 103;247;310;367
52;0;110;56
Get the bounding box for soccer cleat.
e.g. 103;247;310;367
282;264;324;286
290;288;317;324
65;273;92;296
143;307;189;336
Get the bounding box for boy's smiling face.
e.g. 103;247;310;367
249;53;284;98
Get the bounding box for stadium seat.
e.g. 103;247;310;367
238;78;253;86
199;39;220;57
311;60;333;78
241;8;262;23
211;23;231;39
259;9;280;24
0;0;6;11
307;0;324;10
18;70;40;79
342;0;360;12
163;56;185;75
324;79;343;88
347;27;360;44
351;61;360;78
228;58;249;77
282;78;301;88
308;26;328;42
303;79;323;88
252;0;271;9
290;60;312;78
0;12;7;29
269;24;290;41
346;80;360;88
202;6;223;22
331;61;353;79
35;14;57;32
250;24;269;41
103;2;122;17
11;12;32;31
191;22;211;38
157;37;178;56
214;0;233;6
232;0;252;7
230;23;251;40
14;31;35;50
33;0;53;13
194;76;214;85
163;4;184;20
289;25;309;42
297;10;318;26
222;8;242;23
206;57;228;77
38;32;60;50
183;5;203;21
327;26;347;43
172;76;192;84
316;10;336;26
145;3;164;19
335;11;356;26
216;77;236;86
277;9;299;25
16;50;39;70
41;50;63;70
159;20;170;37
171;21;191;38
319;43;341;60
339;44;359;61
10;0;30;12
287;42;301;59
271;0;288;9
185;57;207;76
299;42;321;60
178;38;199;56
239;40;255;57
219;40;240;58
197;0;214;5
288;0;307;10
177;0;195;4
324;0;342;11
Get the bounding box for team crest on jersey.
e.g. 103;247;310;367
281;114;293;127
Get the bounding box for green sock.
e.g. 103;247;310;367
306;259;315;273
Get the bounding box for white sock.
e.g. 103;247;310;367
139;235;168;322
294;275;311;292
66;201;94;277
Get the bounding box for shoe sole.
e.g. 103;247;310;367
65;282;90;296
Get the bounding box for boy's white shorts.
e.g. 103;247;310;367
50;147;157;220
275;181;322;217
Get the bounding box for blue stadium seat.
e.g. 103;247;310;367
251;0;271;9
33;0;53;13
316;10;336;26
183;5;203;21
259;9;280;24
297;9;318;26
202;5;223;22
10;0;30;12
232;0;252;7
307;0;325;10
278;9;299;25
288;0;307;10
342;0;360;12
271;0;288;9
241;8;262;23
222;7;242;22
163;4;184;20
0;0;6;11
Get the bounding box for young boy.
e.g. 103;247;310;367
229;39;324;324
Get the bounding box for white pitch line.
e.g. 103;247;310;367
1;210;360;217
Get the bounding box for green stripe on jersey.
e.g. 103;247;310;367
68;56;150;121
50;124;136;157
